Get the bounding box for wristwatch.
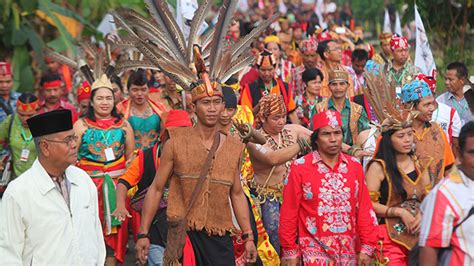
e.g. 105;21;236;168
137;233;149;239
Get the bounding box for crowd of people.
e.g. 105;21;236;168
0;0;473;265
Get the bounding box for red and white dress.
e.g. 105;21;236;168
279;151;379;265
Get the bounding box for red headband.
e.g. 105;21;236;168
42;80;62;89
16;99;40;113
390;36;408;50
312;110;342;130
0;62;12;76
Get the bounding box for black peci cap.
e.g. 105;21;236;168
27;109;73;138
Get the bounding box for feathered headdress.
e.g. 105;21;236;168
363;70;419;132
111;0;279;101
44;41;116;91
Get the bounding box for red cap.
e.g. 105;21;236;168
390;35;408;50
291;22;303;30
0;62;12;76
414;73;436;94
44;56;54;64
311;110;342;130
165;110;192;128
77;81;92;103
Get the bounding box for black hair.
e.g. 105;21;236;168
354;39;365;46
459;121;474;154
85;87;122;123
373;129;412;201
18;92;38;104
126;68;148;89
302;67;324;84
310;129;320;150
317;40;334;61
447;62;468;79
310;127;345;150
222;86;237;108
264;42;282;52
110;75;123;92
40;73;62;87
225;77;239;86
351;48;369;62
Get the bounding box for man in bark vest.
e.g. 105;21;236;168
401;80;455;186
135;82;258;265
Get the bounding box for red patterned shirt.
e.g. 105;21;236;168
279;151;378;265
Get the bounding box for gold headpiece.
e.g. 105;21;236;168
92;74;114;91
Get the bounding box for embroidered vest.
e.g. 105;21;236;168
414;123;446;185
373;158;428;250
166;127;244;235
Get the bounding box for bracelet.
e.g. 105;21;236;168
238;123;253;143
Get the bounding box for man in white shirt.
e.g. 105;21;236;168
437;62;474;125
0;109;105;265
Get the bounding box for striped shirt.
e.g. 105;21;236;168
419;167;474;265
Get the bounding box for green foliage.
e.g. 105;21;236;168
351;0;473;91
0;0;149;93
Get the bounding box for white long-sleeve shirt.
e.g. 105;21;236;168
0;159;105;265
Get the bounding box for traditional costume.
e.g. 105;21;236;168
246;94;298;257
116;97;166;150
290;38;319;99
316;69;370;145
401;80;455;185
0;110;106;265
240;50;296;114
118;110;192;266
363;89;431;264
415;73;462;145
372;32;392;65
75;52;131;262
279;110;379;265
0;62;20;123
0;98;39;180
383;36;421;95
110;0;279;264
264;35;294;83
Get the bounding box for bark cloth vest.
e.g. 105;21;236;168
414;123;447;186
370;158;430;250
316;99;363;145
166;127;244;235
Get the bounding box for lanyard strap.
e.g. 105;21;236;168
19;125;33;145
450;98;467;118
390;67;408;85
262;80;274;96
